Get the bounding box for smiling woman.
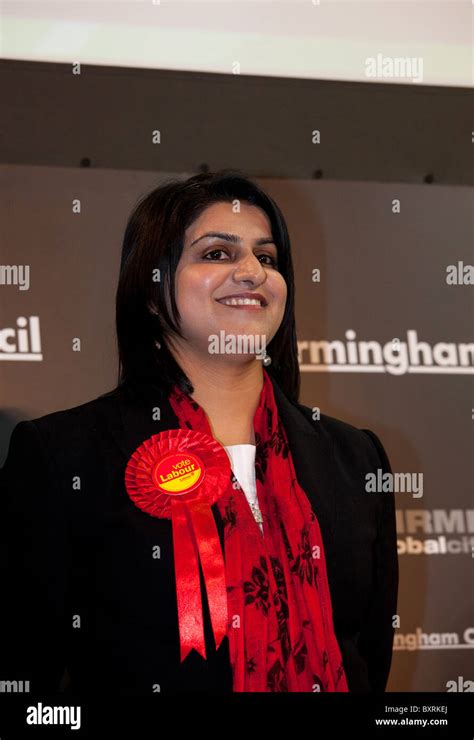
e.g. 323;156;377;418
0;169;398;696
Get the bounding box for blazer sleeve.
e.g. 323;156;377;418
0;420;69;694
358;428;399;693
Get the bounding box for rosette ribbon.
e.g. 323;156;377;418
125;429;231;662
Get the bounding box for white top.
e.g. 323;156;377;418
224;444;264;534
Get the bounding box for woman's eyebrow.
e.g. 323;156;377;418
189;231;275;248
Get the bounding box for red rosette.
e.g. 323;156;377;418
125;429;231;662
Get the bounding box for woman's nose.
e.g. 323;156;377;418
232;253;266;283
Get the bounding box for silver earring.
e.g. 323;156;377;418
262;351;272;367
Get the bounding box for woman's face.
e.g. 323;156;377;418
168;201;287;359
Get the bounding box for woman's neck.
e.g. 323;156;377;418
169;346;264;445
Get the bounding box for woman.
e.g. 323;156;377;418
0;170;398;695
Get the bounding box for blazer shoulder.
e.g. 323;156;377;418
295;402;390;469
21;387;123;450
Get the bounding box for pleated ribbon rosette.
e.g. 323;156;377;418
125;429;231;662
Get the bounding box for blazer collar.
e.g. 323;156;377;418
109;373;336;557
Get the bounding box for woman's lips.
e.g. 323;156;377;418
215;299;266;310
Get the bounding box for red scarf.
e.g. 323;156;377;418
168;369;348;692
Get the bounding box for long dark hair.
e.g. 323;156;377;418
115;169;300;402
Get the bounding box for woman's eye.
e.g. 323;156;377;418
258;254;278;268
202;249;277;268
202;249;228;260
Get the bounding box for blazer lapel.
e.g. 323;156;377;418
109;380;227;544
269;375;337;561
109;381;181;462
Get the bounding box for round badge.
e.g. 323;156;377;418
152;451;206;495
125;429;231;519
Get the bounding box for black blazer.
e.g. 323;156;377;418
0;375;398;695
